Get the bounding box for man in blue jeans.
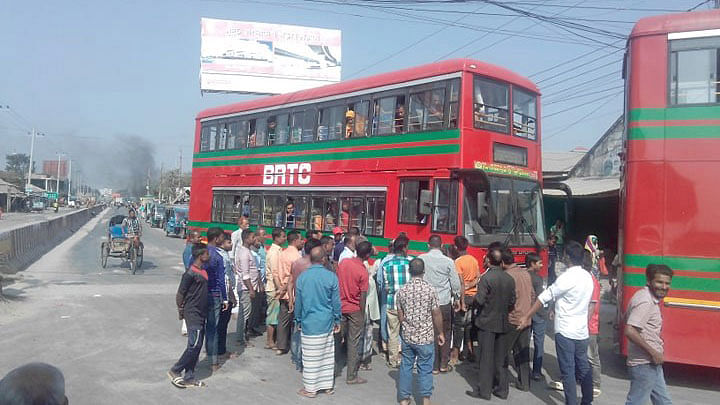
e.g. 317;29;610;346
396;258;445;405
204;227;229;372
624;264;673;405
519;241;594;405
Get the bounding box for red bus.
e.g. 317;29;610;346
620;9;720;368
189;59;547;270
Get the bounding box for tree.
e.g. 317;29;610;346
4;153;34;186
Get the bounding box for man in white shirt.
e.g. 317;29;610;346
338;234;357;265
518;241;593;405
230;216;250;262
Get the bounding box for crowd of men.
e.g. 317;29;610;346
169;216;676;405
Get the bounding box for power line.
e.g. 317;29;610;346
541;59;622;90
544;84;624;105
544;94;620;141
544;89;623;118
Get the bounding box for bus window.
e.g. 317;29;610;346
448;79;460;128
302;109;317;143
462;176;491;245
251;118;267;147
352;101;369;138
263;195;285;227
512;88;537;140
248;194;262;225
269;114;289;145
399;179;430;224
293;196;309;229
433;180;458;233
208;123;218;151
212;192;223;222
310;197;325;230
409;89;445;132
324;198;338;231
365;197;386;236
218;123;228;150
290;111;303;144
318;105;344;141
670;37;720;105
339;197;363;232
227;121;238;149
373;96;405;135
200;125;210;152
474;77;509;133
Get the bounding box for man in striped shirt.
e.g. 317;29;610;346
383;235;411;368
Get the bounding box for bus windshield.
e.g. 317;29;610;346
462;174;545;247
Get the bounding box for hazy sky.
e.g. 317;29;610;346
0;0;711;188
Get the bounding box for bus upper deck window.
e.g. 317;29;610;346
474;77;509;133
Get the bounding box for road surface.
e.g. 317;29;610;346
0;208;717;404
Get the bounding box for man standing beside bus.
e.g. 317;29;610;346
624;264;673;405
276;231;304;355
418;235;462;374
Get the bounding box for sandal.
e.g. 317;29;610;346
432;369;440;375
297;388;317;398
440;365;454;373
185;380;207;388
359;364;372;371
323;389;335;395
167;371;186;389
346;377;367;385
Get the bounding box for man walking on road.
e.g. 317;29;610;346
466;243;516;400
169;244;210;388
264;228;286;350
624;264;674;405
204;227;229;372
295;246;342;398
524;253;547;381
396;257;444;405
181;230;202;336
337;240;372;385
383;235;412;368
276;230;304;355
518;241;594;405
418;234;462;374
504;247;534;392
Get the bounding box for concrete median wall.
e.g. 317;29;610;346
0;206;105;275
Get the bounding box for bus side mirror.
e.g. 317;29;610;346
419;189;432;216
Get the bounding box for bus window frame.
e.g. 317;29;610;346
667;36;720;107
397;178;431;225
371;90;408;136
473;75;511;135
431;178;459;234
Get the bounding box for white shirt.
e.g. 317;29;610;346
338;246;356;265
538;265;593;340
230;228;243;260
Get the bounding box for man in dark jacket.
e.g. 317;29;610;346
466;243;516;400
169;244;210;388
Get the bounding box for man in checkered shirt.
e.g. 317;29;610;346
382;235;411;368
396;257;444;405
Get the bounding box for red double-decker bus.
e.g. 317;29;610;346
189;59;546;270
620;9;720;367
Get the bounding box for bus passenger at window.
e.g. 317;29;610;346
275;201;296;229
340;201;351;231
428;94;444;129
324;201;337;232
248;131;256;147
267;119;277;144
345;109;355;138
394;104;405;133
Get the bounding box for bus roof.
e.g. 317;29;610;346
630;9;720;39
197;58;538;120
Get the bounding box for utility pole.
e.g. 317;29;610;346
55;152;64;197
67;159;72;199
159;163;164;201
26;129;36;194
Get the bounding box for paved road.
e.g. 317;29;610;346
0;208;717;404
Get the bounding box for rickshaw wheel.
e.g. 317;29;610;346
100;242;109;268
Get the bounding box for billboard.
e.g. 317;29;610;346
200;18;342;94
43;160;68;180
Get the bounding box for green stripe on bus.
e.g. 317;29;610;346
629;106;720;122
628;125;720;140
193;129;461;159
192;143;460;168
625;254;720;273
624;273;720;292
187;220;430;251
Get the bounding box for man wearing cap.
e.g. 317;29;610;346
332;227;345;263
